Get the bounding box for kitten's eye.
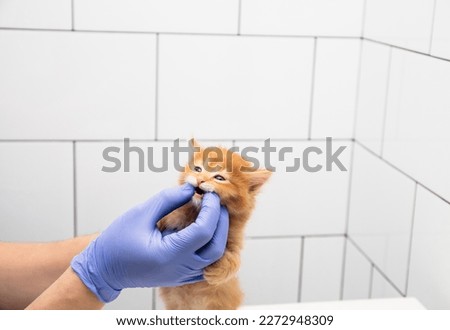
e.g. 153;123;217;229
214;175;226;181
194;166;202;172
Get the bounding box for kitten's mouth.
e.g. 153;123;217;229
195;187;205;196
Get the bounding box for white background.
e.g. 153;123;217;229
0;0;449;310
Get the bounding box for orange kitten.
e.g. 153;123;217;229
158;140;271;309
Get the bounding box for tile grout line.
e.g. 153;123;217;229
0;138;354;143
297;237;305;303
339;236;348;300
379;46;393;158
351;39;364;140
71;0;75;31
360;0;368;37
364;37;450;64
347;236;405;297
368;264;374;299
154;33;159;141
246;234;346;240
0;27;360;40
404;183;419;296
344;142;356;234
340;141;357;300
355;139;450;206
237;0;242;35
417;182;450;206
0;22;448;64
428;0;438;54
72;141;78;237
307;37;318;140
152;288;156;310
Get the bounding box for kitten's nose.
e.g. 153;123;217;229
199;180;205;184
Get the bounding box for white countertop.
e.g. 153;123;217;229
242;297;425;310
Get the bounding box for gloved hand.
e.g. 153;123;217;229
71;183;229;303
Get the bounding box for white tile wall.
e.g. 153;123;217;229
158;35;314;140
408;187;450;309
74;0;239;34
0;30;156;140
430;0;450;59
364;0;435;53
240;0;363;36
0;142;74;242
154;289;165;310
383;49;450;202
0;0;71;30
354;41;391;153
342;240;372;300
301;236;345;302
311;39;360;138
239;238;302;305
235;141;351;237
371;268;402;299
76;141;181;235
348;144;416;293
105;288;153;310
1;0;449;310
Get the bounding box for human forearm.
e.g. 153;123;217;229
26;267;104;310
0;234;97;309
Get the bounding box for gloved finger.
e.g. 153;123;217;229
179;274;204;285
160;228;177;238
167;192;221;252
196;206;229;263
145;183;195;227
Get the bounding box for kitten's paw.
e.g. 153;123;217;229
157;218;168;231
204;254;240;286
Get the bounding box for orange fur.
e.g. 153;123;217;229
158;141;271;309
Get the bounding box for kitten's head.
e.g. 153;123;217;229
179;140;271;216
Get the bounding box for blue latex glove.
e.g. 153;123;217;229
71;183;229;303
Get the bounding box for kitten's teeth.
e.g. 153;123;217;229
185;175;197;187
199;182;214;192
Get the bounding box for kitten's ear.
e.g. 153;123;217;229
187;138;202;165
247;169;272;194
188;138;202;151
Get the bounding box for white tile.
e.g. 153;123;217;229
76;140;231;235
371;268;402;299
240;238;301;305
77;141;180;235
431;0;450;59
343;240;372;300
311;39;360;138
355;41;391;153
301;237;345;302
0;0;71;30
241;0;363;36
0;30;155;140
364;0;435;53
158;35;314;140
0;143;73;242
75;0;239;34
235;141;350;237
104;288;153;310
348;144;416;293
383;49;450;202
154;289;166;310
408;187;450;309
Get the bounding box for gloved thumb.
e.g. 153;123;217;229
168;192;221;252
144;183;195;227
